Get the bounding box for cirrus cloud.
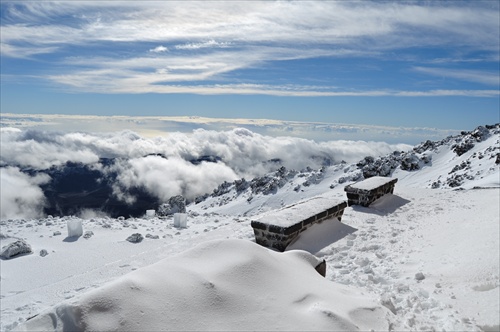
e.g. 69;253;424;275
1;1;498;97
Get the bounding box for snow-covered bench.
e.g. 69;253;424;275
344;176;398;207
251;197;347;252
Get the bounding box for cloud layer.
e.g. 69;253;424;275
0;113;459;145
0;126;411;219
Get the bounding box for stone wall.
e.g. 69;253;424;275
251;201;347;252
344;178;397;207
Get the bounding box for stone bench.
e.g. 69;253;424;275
344;176;397;207
251;197;347;252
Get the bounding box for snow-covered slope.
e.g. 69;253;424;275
1;124;499;331
190;124;499;217
14;239;391;331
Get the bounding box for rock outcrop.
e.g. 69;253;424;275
157;195;186;216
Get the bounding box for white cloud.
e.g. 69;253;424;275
413;67;500;86
0;42;59;58
175;40;231;50
149;45;168;53
0;125;414;208
0;167;50;220
0;113;460;145
0;128;100;169
110;156;239;202
2;2;497;51
1;1;498;95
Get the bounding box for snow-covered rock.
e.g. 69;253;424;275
83;231;94;239
126;233;143;243
0;239;32;259
157;195;186;216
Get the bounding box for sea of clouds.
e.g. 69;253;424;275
0;127;411;220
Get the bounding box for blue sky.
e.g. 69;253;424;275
1;1;499;131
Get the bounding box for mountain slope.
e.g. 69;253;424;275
1;124;499;332
190;124;499;217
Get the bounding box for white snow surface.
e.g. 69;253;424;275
347;176;396;191
14;239;390;331
1;129;499;331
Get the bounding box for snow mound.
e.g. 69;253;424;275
15;239;390;331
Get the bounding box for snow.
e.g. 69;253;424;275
346;176;396;191
253;196;343;228
173;213;187;228
1;126;499;331
289;189;500;331
14;239;391;331
2;185;498;331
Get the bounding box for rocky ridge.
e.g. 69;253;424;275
191;124;499;209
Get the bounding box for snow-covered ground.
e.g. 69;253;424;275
1;125;499;331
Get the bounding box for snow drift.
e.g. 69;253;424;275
15;239;390;331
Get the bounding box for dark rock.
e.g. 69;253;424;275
157;195;186;216
431;180;441;189
1;239;32;259
413;140;435;154
189;155;222;165
449;161;470;174
212;181;233;197
471;126;489;141
453;140;475;156
447;174;464;188
415;272;425;281
194;193;209;204
315;259;327;277
39;249;49;257
234;178;249;193
250;167;296;195
400;153;421;171
126;233;143;243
